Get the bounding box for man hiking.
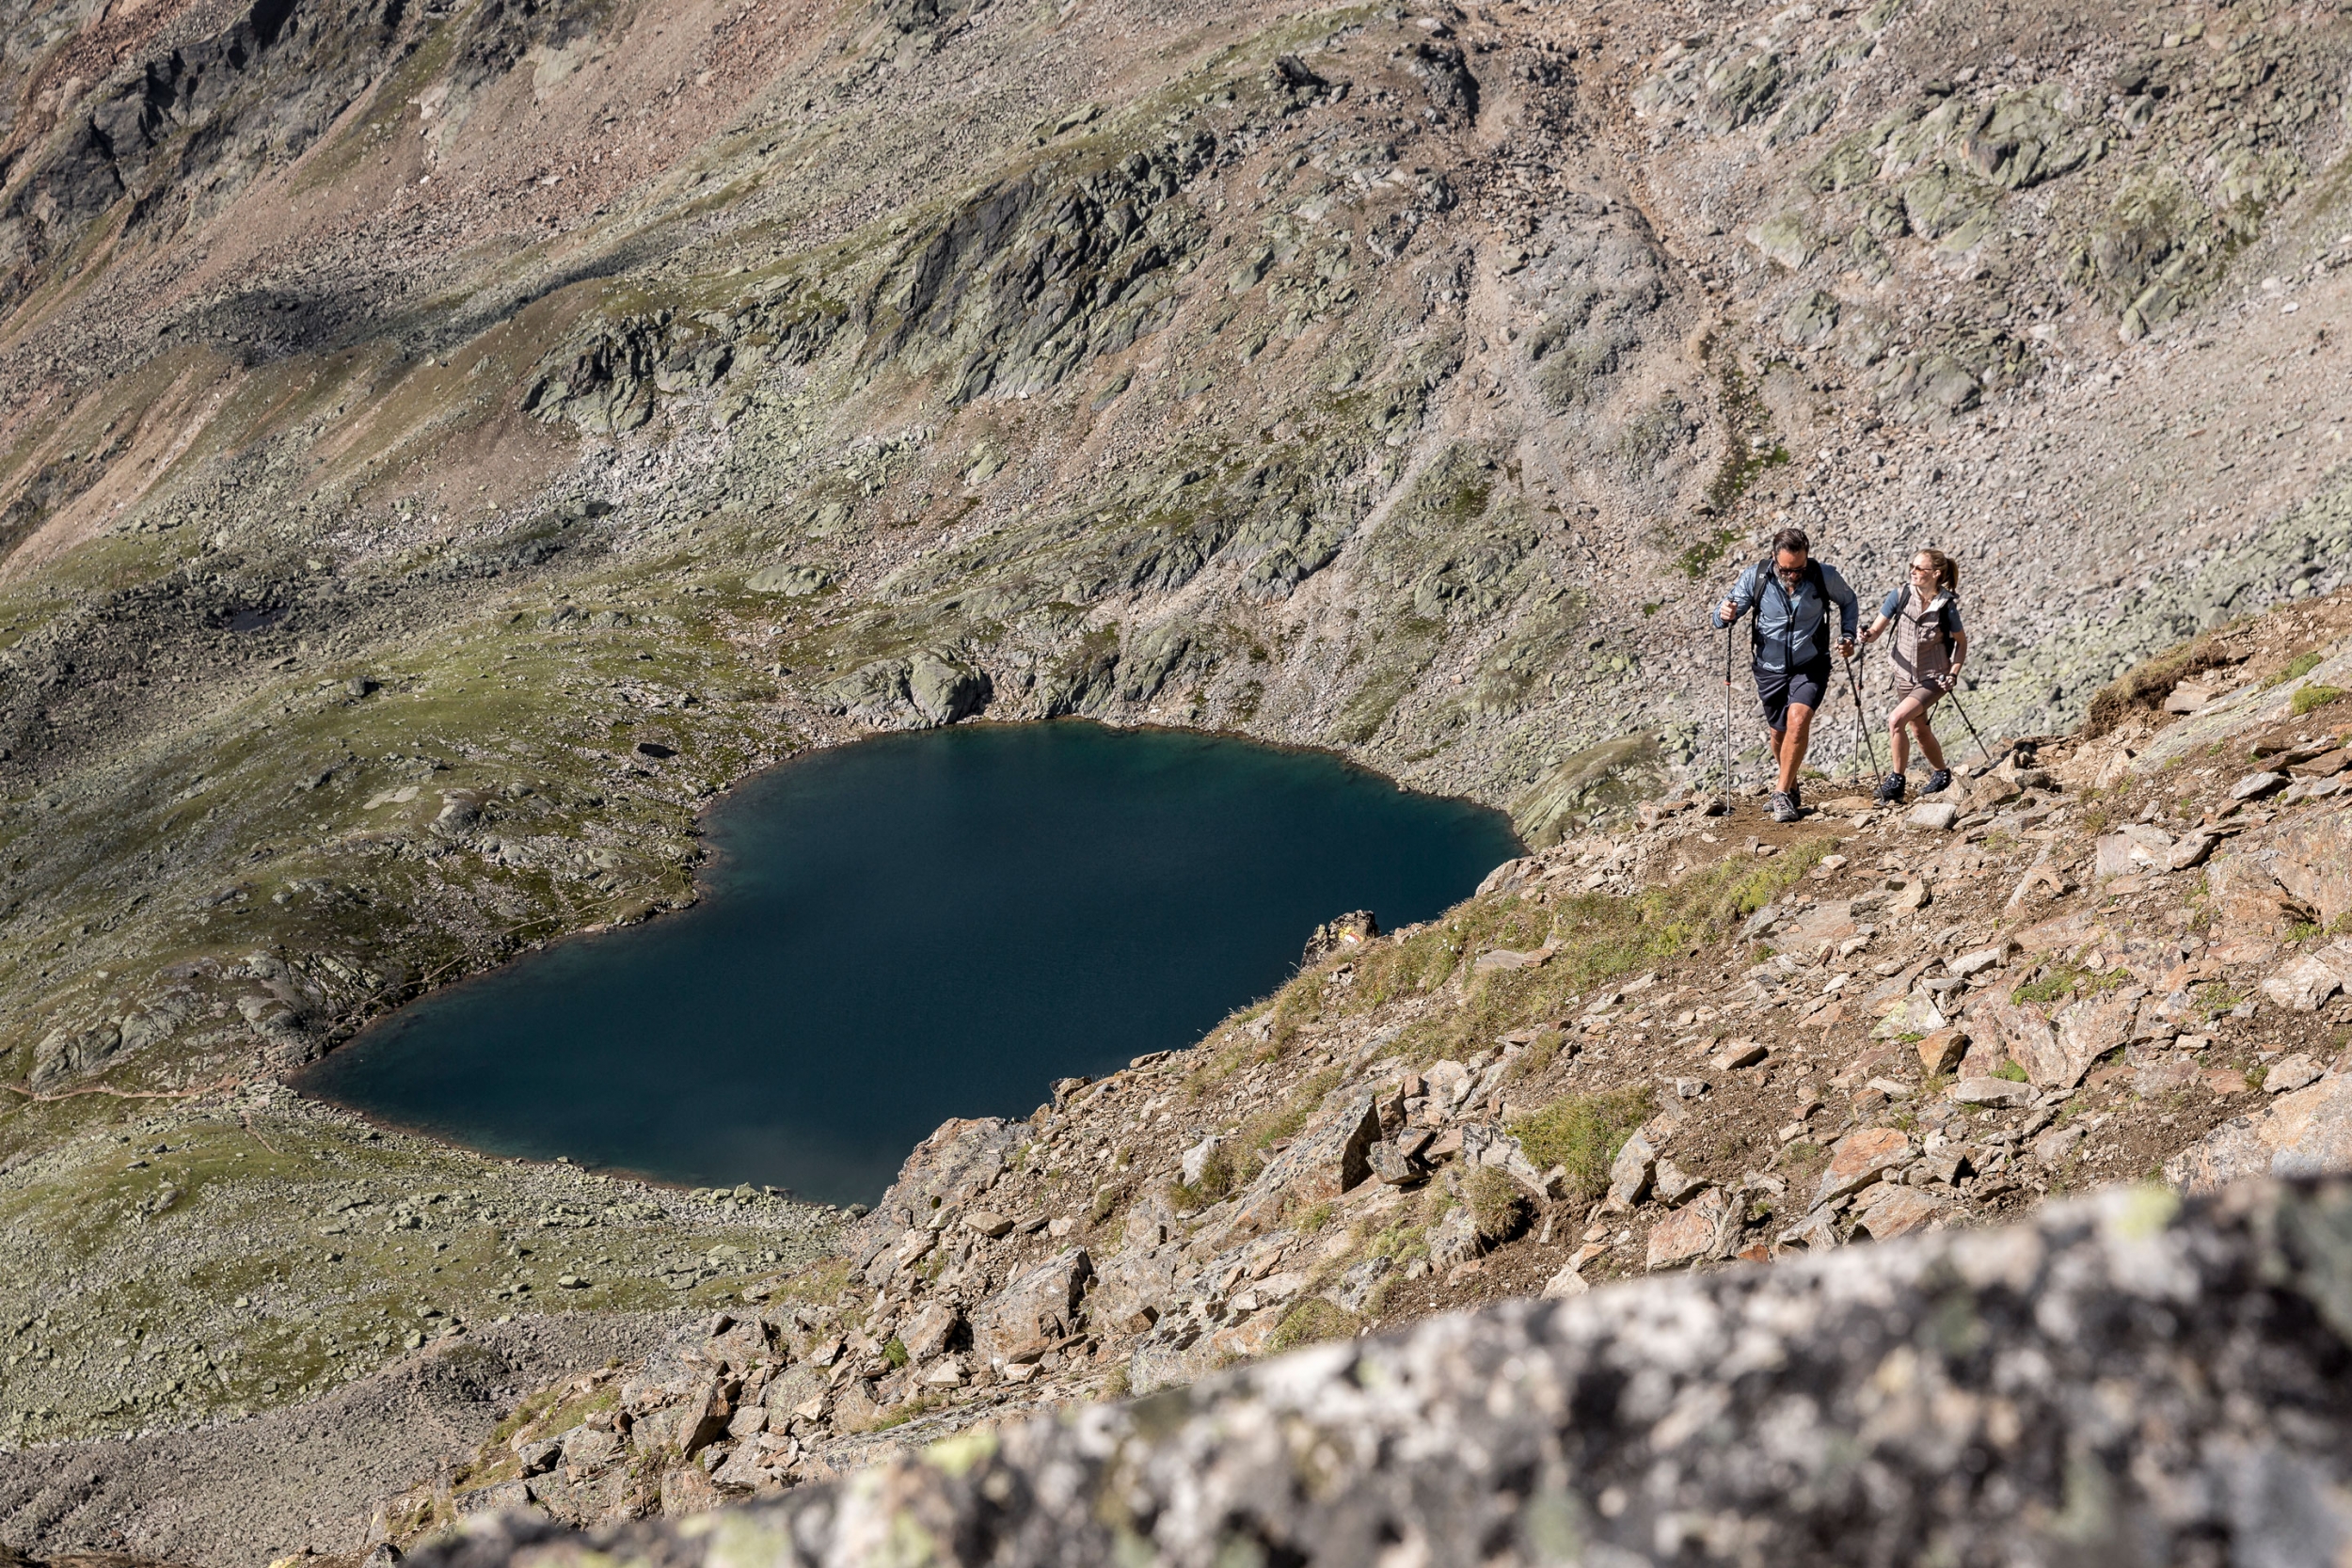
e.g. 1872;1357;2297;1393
1858;546;1968;805
1713;527;1859;824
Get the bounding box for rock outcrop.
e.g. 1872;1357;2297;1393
417;1180;2352;1568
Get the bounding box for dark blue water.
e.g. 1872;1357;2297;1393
301;721;1519;1205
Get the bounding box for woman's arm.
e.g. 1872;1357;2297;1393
1859;613;1891;643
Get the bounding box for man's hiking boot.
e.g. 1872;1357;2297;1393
1874;772;1906;806
1770;790;1801;824
1923;768;1953;795
1788;782;1804;811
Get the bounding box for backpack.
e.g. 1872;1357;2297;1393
1894;582;1959;661
1747;558;1830;659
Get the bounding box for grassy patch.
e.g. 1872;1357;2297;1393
1464;1165;1531;1244
2084;626;2243;737
1993;1059;2029;1083
1269;1297;1364;1353
1504;1027;1565;1081
2264;651;2326;689
2010;963;2132;1006
1363;839;1826;1061
1508;1086;1655;1204
2292;683;2347;717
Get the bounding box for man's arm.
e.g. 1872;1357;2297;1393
1714;565;1757;628
1828;568;1861;641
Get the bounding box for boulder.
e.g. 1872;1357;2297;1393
971;1249;1092;1361
1426;1207;1482;1269
1302;911;1380;965
1906;800;1960;832
1460;1121;1557;1200
1871;990;1947;1040
898;1302;961;1363
1847;1184;1947;1240
2165;832;2217;872
673;1379;731;1457
2267;1054;2325;1096
1711;1038;1769;1072
1644;1187;1731;1270
1915;1028;1969;1075
746;563;838;596
1651;1158;1711;1208
2169;1072;2352;1191
1537;1262;1589;1298
1365;1139;1422;1186
1607;1128;1659;1206
848;1117;1023;1259
1772;1205;1844;1255
2033;1126;2086;1165
2265;808;2352;925
1249;1089;1382;1208
908;653;991;726
1812;1127;1913;1210
2261;944;2352;1012
1087;1231;1185;1337
1979;992;2126;1091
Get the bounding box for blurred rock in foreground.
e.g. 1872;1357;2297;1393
415;1179;2352;1567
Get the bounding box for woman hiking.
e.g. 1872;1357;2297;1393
1713;527;1859;824
1859;547;1968;805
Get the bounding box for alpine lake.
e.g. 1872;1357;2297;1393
300;721;1520;1205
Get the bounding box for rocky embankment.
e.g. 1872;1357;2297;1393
307;593;2352;1557
418;1178;2352;1568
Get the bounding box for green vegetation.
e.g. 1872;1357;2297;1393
2011;962;2133;1006
1673;525;1743;580
1269;1297;1363;1353
2292;682;2347;716
2083;624;2243;737
1464;1165;1531;1244
1993;1060;2029;1083
1507;1086;1655;1204
2264;651;2325;689
1360;838;1827;1061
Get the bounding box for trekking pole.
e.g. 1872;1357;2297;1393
1708;616;1734;816
1845;642;1883;781
1942;682;1999;768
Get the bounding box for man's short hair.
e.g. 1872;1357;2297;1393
1772;527;1811;559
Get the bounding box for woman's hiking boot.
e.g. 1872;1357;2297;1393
1770;789;1802;823
1923;768;1953;795
1874;772;1906;805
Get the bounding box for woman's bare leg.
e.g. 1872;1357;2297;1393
1911;703;1948;772
1886;692;1948;775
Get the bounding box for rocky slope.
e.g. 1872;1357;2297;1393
5;0;2352;1551
249;590;2352;1561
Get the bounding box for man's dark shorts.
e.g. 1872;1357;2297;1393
1756;655;1833;734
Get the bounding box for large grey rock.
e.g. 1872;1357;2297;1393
2169;1073;2352;1191
417;1181;2352;1568
745;563;837;596
969;1248;1092;1361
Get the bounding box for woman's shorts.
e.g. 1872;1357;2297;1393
1890;677;1949;711
1756;656;1832;733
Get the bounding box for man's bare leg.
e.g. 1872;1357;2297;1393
1777;702;1818;794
